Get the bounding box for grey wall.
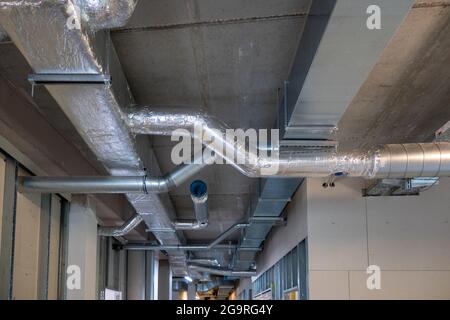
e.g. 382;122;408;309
307;177;450;299
256;177;450;300
127;251;146;300
158;259;172;300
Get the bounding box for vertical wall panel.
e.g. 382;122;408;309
307;178;368;270
308;271;349;300
0;156;5;248
66;195;98;300
367;178;450;270
12;168;41;300
0;157;16;299
48;195;61;300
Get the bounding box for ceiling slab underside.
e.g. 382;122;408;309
111;0;311;243
337;1;450;149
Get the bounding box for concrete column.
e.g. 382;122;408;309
157;259;172;300
188;283;196;300
118;249;127;298
66;195;98;300
126;251;146;300
145;251;156;300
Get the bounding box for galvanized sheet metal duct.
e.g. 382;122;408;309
174;180;209;230
0;0;189;275
126;107;450;179
235;178;302;270
188;264;256;277
98;213;143;237
19;153;209;194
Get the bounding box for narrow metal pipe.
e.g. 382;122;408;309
187;259;220;267
208;223;249;249
124;221;260;250
124;221;262;251
190;180;208;225
174;180;209;230
188;264;256;277
19;176;146;194
98;214;143;237
248;217;286;224
124;244;240;251
19;152;209;194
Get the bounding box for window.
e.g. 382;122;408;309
252;239;308;300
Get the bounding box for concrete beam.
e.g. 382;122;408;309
281;0;414;140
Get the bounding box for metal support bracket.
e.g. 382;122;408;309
28;73;112;97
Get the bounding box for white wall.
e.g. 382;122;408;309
256;177;450;299
307;177;450;300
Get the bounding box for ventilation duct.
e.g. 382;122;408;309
188;264;256;277
98;213;143;237
173;180;209;230
123;218;283;251
126;107;450;179
0;0;191;276
19;152;209;194
187;259;220;267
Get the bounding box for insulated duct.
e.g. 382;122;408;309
126;108;450;179
98;213;143;237
72;0;139;30
0;0;190;276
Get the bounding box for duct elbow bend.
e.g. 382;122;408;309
98;214;143;237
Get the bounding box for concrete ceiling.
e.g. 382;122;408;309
111;0;311;243
1;0;449;266
337;1;450;150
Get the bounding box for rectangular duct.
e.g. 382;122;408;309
0;1;188;275
280;0;414;141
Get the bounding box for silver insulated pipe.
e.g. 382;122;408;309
98;214;143;237
126;107;450;179
19;152;209;194
173;180;209;230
